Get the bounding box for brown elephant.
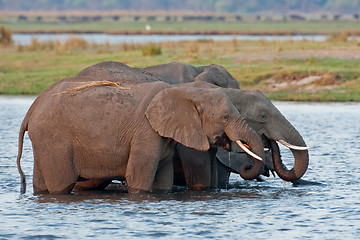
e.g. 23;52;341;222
17;80;265;194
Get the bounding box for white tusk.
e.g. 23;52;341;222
278;139;310;150
236;140;263;161
264;148;270;151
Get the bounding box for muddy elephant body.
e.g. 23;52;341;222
17;80;265;194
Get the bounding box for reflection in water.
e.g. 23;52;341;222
1;97;360;239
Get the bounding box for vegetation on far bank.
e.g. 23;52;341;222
3;21;360;36
2;10;360;35
0;25;359;101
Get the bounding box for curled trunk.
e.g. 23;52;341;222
270;140;309;182
226;117;265;180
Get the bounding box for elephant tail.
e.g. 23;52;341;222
17;120;28;194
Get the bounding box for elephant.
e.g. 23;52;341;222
55;61;256;190
16;80;265;194
69;61;270;191
142;61;240;89
173;82;310;185
171;87;309;189
222;88;310;182
62;61;309;190
141;63;309;183
72;61;239;89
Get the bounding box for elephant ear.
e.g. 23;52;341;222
145;87;210;151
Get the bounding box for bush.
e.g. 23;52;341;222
0;26;13;46
326;32;348;42
28;37;42;51
185;41;200;59
64;37;88;50
120;42;137;51
141;43;162;56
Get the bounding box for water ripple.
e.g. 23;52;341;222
0;98;359;239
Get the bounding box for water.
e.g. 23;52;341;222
0;96;359;239
12;33;329;46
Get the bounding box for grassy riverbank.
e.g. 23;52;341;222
1;37;360;101
3;21;360;35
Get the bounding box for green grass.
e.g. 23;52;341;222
0;38;359;101
267;90;360;102
3;21;360;35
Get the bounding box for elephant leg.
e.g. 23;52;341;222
125;138;167;193
216;160;231;189
35;146;77;194
177;144;211;190
209;148;219;188
125;158;156;193
152;154;174;193
33;156;48;194
173;150;187;186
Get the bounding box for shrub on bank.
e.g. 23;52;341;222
326;32;348;42
141;42;162;56
0;26;13;46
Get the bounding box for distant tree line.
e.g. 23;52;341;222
1;0;360;13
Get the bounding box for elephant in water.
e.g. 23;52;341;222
66;61;309;190
17;80;265;194
225;88;310;182
142;62;309;184
173;82;310;187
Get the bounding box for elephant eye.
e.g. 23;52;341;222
224;115;229;122
259;113;267;122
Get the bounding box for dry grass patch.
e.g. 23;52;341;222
262;72;344;93
0;25;13;46
53;81;130;95
141;42;162;56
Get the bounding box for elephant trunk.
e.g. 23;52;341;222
270;125;309;182
225;116;265;180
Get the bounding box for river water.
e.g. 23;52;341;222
12;33;329;45
0;96;359;239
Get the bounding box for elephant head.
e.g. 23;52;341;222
194;64;240;89
143;62;240;89
145;86;265;180
225;89;309;182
